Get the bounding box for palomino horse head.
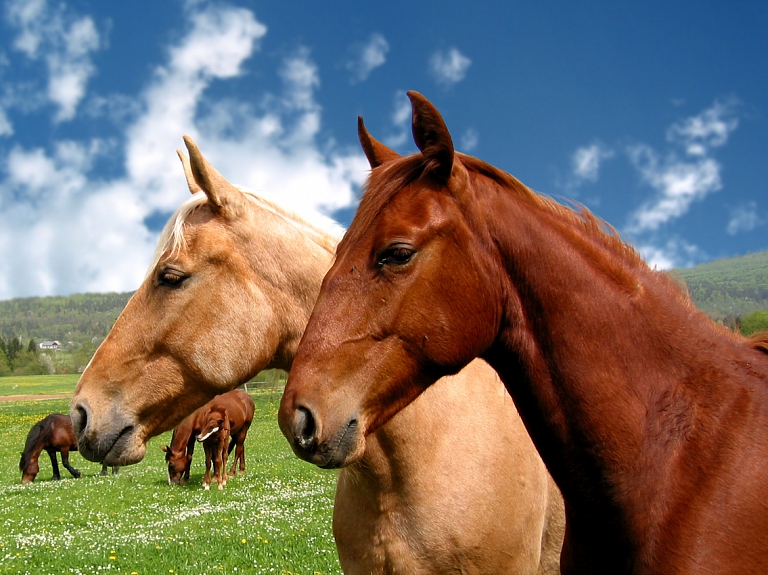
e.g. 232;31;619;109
71;137;338;466
279;92;506;468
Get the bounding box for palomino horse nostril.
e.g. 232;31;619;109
70;401;90;440
294;406;317;451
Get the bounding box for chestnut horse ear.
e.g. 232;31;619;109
407;91;454;181
161;445;169;452
176;149;203;194
358;116;401;168
182;135;243;214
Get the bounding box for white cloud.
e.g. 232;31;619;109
383;91;411;148
429;47;471;87
0;106;12;136
636;236;704;270
727;201;764;235
626;99;739;234
460;128;478;152
571;142;614;184
0;2;368;299
346;33;389;84
5;0;102;122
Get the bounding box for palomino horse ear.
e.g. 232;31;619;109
176;149;203;194
407;90;454;181
358;116;401;168
182;135;243;214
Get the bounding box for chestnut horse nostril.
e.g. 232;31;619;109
294;406;317;451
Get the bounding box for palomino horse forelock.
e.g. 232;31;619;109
279;91;768;574
70;135;564;574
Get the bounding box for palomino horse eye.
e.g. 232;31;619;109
378;245;415;266
158;270;187;287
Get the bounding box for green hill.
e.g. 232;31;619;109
672;251;768;320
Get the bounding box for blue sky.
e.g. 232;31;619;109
0;0;765;299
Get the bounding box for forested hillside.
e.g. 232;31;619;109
673;251;768;320
0;292;132;376
0;291;133;342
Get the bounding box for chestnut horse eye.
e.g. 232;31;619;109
378;245;415;266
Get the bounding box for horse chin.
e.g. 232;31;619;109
102;432;147;467
317;419;366;469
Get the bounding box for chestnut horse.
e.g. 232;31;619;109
162;406;201;485
161;389;254;486
279;91;768;574
20;413;115;483
195;389;255;489
71;136;564;573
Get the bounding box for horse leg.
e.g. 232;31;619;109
202;443;212;490
214;445;225;490
47;449;61;481
100;463;108;476
60;447;81;479
112;466;120;475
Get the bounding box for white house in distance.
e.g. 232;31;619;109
39;341;62;350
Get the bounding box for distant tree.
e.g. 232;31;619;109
0;347;10;376
27;338;37;353
6;336;21;362
739;310;768;336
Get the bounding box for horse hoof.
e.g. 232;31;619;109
203;484;210;490
218;483;224;491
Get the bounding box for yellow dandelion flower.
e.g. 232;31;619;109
240;539;247;544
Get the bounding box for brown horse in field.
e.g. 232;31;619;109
70;136;564;573
161;389;254;486
20;413;116;483
279;91;768;574
161;406;201;485
195;389;254;489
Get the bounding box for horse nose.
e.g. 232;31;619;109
70;400;90;443
291;406;318;453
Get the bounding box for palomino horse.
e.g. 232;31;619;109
194;389;255;489
162;389;254;486
20;413;116;483
70;136;564;574
279;91;768;574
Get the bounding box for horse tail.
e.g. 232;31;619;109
228;437;236;455
19;416;52;471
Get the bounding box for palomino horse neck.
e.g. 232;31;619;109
71;136;564;574
280;91;768;574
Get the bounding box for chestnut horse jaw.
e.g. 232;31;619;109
279;92;503;467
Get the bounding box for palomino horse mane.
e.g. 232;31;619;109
148;186;342;277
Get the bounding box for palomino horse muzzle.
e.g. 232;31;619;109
70;398;145;466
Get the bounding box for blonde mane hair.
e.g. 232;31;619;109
148;187;343;275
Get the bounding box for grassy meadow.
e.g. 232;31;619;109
0;376;341;575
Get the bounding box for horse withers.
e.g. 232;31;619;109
70;136;563;574
279;91;768;574
20;413;116;483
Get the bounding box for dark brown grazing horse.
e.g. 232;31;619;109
280;91;768;574
20;413;117;483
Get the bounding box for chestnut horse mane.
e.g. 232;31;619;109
351;149;754;347
149;187;342;275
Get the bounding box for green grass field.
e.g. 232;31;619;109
0;376;341;575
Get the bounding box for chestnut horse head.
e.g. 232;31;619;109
279;92;768;571
279;92;506;467
71;136;339;466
